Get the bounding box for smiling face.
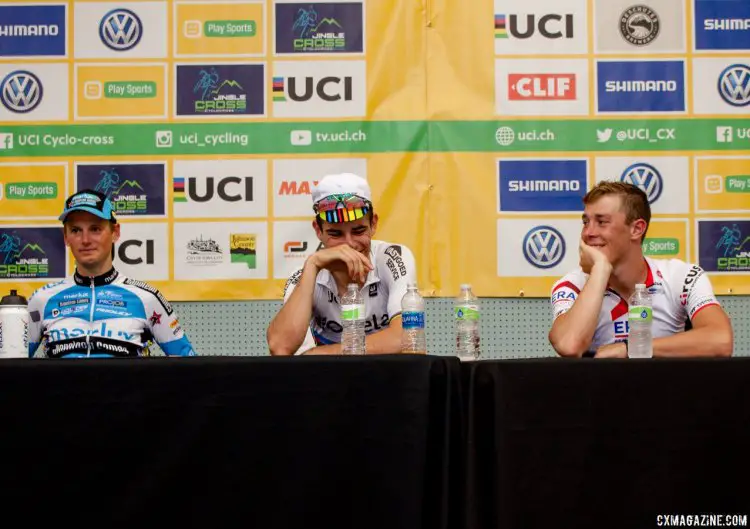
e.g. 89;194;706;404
63;211;120;276
581;194;647;265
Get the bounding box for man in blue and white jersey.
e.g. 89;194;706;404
27;190;196;358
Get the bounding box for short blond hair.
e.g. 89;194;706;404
584;181;650;240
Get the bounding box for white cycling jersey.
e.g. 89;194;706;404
551;257;720;353
28;268;195;358
283;240;417;355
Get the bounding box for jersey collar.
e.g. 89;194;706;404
74;267;119;286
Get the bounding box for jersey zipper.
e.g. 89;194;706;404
87;279;96;356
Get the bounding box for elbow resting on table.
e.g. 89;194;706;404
549;331;588;358
266;328;298;356
713;331;734;357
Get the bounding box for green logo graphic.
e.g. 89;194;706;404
341;304;365;321
642;238;680;256
5;182;58;199
629;306;653;322
229;234;256;269
205;20;256;37
104;81;157;98
726;175;750;193
455;307;479;321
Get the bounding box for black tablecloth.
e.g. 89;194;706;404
0;355;462;529
464;358;750;529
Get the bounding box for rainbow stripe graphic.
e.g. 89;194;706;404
173;177;187;203
495;14;508;39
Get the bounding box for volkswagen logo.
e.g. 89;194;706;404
523;226;566;269
0;70;43;113
99;8;143;51
718;64;750;107
620;163;663;204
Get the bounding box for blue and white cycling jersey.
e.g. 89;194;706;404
28;268;196;358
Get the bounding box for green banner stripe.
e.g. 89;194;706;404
0;119;748;157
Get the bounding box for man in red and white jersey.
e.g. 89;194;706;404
549;181;733;358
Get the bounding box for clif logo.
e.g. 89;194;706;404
508;73;576;100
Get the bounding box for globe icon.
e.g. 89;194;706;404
495;126;515;146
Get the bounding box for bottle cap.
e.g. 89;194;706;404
460;283;471;290
635;283;646;289
1;289;28;306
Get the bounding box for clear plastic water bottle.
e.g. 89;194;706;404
455;284;480;361
628;283;653;358
401;283;426;354
340;283;366;355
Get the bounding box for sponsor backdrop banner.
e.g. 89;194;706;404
0;0;748;299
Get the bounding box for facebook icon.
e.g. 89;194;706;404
0;133;13;150
716;126;733;143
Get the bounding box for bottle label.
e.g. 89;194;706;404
341;304;365;322
628;305;652;322
455;306;479;321
402;311;425;330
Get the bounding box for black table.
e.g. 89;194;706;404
0;355;463;529
463;358;750;529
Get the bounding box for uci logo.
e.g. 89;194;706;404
504;14;574;39
99;8;143;51
184;176;254;202
0;70;43;113
118;239;154;265
619;163;663;204
523;226;566;269
284;76;353;102
718;64;750;107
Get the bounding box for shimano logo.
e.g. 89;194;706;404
99;8;142;51
704;19;750;31
523;226;566;269
619;163;663;204
605;80;677;92
0;70;43;113
718;64;750;107
0;25;59;37
509;180;580;192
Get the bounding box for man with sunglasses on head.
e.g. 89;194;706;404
27;189;196;358
267;173;418;355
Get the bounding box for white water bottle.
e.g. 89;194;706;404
455;284;480;361
628;283;653;358
0;290;30;359
401;283;426;354
340;283;366;355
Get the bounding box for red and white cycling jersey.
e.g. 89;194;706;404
550;257;720;352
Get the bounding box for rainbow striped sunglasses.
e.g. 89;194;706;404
314;193;371;223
